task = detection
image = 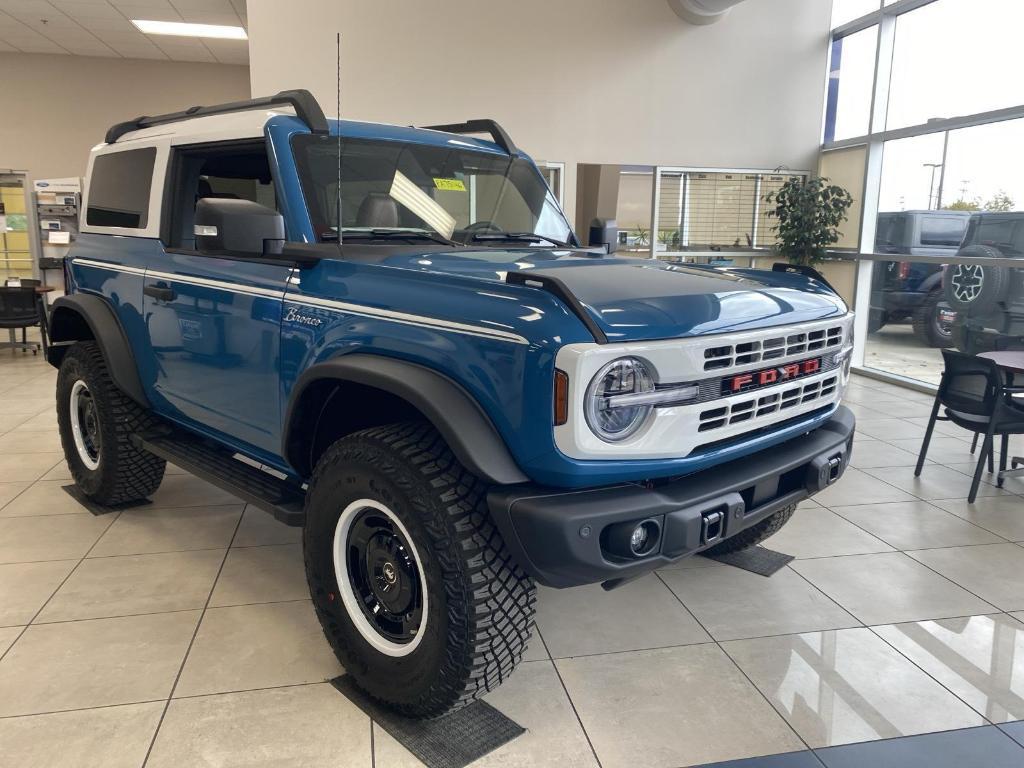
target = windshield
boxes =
[292,134,575,247]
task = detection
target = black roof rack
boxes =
[421,119,518,155]
[104,88,329,144]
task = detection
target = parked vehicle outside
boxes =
[941,212,1024,353]
[869,210,970,347]
[47,90,856,719]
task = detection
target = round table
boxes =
[978,350,1024,482]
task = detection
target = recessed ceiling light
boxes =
[131,20,248,40]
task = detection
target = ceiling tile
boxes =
[176,11,240,25]
[13,39,67,52]
[154,44,213,61]
[74,16,137,31]
[8,13,82,29]
[60,42,116,54]
[50,1,118,16]
[0,38,18,49]
[89,28,148,42]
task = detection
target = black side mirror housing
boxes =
[588,217,619,254]
[194,198,285,256]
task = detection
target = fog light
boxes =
[603,518,662,559]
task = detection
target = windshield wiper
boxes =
[322,229,460,246]
[470,232,570,248]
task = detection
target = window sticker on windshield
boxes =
[433,178,466,192]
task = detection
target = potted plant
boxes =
[764,176,854,267]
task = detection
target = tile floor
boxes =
[1,350,1024,767]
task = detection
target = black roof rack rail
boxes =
[104,88,329,144]
[421,119,518,155]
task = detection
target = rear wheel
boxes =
[912,290,954,348]
[703,504,796,556]
[303,422,536,718]
[56,341,165,505]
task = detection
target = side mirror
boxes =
[194,198,285,256]
[588,217,618,254]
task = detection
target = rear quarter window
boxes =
[918,216,967,247]
[86,147,157,229]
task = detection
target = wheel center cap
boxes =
[382,561,398,586]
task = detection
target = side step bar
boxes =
[133,429,306,526]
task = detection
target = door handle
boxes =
[144,284,177,302]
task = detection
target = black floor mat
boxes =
[701,545,794,576]
[331,675,524,768]
[61,484,152,516]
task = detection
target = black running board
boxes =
[133,429,306,526]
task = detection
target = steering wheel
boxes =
[463,220,504,233]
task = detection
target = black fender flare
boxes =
[47,294,149,407]
[283,354,529,486]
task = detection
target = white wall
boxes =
[0,53,250,182]
[248,0,832,219]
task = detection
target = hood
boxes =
[378,249,849,343]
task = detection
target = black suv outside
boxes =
[943,212,1024,353]
[869,210,970,347]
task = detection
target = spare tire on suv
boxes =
[943,245,1012,313]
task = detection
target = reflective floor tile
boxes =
[0,559,76,626]
[36,549,225,623]
[556,644,805,768]
[0,429,62,454]
[791,552,995,625]
[174,600,342,698]
[148,473,243,509]
[148,684,371,768]
[0,482,30,512]
[862,466,1006,501]
[535,575,709,658]
[0,412,33,433]
[723,627,984,748]
[0,610,200,716]
[930,496,1024,542]
[0,701,164,768]
[849,441,926,469]
[12,411,58,432]
[815,725,1024,768]
[860,400,937,419]
[904,416,973,439]
[889,437,977,465]
[0,453,63,483]
[829,501,1004,550]
[0,479,91,518]
[811,468,917,508]
[874,614,1024,723]
[761,507,893,559]
[0,626,21,656]
[209,543,307,607]
[0,397,55,416]
[660,566,859,641]
[1000,720,1024,748]
[373,661,599,768]
[521,629,550,661]
[88,504,243,557]
[231,506,303,547]
[0,513,112,563]
[856,419,929,441]
[907,543,1024,612]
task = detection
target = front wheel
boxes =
[703,504,796,556]
[303,422,536,718]
[56,341,166,505]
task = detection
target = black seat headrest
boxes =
[355,193,399,228]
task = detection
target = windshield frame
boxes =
[290,133,578,248]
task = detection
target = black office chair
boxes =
[0,285,42,355]
[916,349,1024,502]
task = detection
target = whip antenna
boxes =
[336,31,343,248]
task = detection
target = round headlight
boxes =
[584,357,655,442]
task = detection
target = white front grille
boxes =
[703,325,843,372]
[698,374,839,432]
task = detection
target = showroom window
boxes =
[824,0,1024,387]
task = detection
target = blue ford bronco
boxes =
[48,90,855,718]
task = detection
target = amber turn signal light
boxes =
[554,369,569,426]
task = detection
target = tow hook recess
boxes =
[701,509,724,544]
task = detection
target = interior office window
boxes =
[888,0,1024,130]
[831,0,880,28]
[86,147,156,228]
[823,26,877,142]
[615,169,653,254]
[687,173,757,249]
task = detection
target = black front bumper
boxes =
[488,406,855,588]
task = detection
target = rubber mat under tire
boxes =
[303,422,537,719]
[56,341,166,505]
[703,503,796,556]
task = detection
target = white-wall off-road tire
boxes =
[56,341,166,505]
[303,422,536,718]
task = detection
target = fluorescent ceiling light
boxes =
[131,20,248,40]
